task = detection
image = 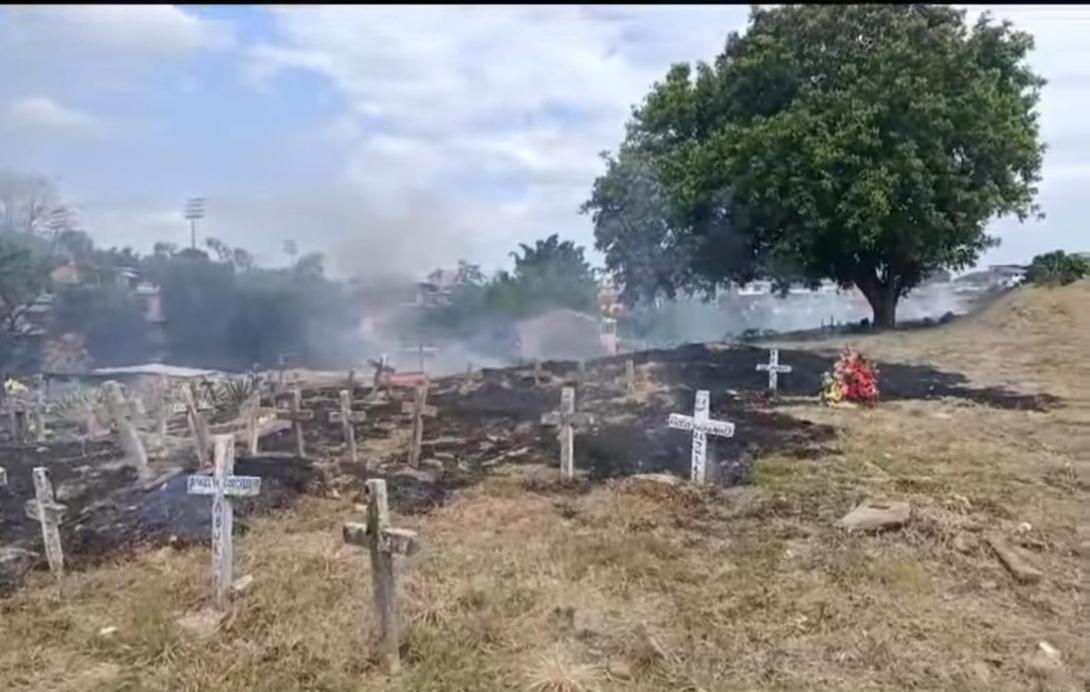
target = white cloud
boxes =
[7,96,106,138]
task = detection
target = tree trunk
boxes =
[856,277,899,329]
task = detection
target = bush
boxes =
[1026,251,1088,286]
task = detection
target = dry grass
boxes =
[2,282,1088,691]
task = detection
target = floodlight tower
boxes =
[184,197,206,250]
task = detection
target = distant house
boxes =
[513,309,605,362]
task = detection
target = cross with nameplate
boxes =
[329,389,367,466]
[25,466,66,575]
[541,386,594,478]
[667,390,735,484]
[342,478,419,674]
[756,348,793,394]
[401,383,436,468]
[277,387,313,457]
[187,434,262,611]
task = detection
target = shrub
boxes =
[1026,251,1088,286]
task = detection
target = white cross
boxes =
[667,390,735,484]
[187,434,262,611]
[103,381,150,481]
[401,383,437,468]
[756,348,793,393]
[343,478,419,674]
[329,389,367,466]
[25,466,66,575]
[541,387,594,478]
[276,387,314,458]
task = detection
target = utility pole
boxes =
[184,197,206,251]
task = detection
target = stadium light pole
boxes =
[184,197,206,250]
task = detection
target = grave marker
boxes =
[756,348,793,394]
[187,434,262,611]
[329,389,366,466]
[242,393,261,456]
[401,383,436,468]
[25,466,66,574]
[540,387,594,478]
[342,479,419,674]
[183,385,212,469]
[370,354,392,397]
[103,381,151,481]
[154,375,169,449]
[32,386,46,442]
[667,390,735,484]
[533,359,543,387]
[276,387,313,457]
[625,359,636,394]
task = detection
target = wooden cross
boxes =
[624,359,636,394]
[187,434,262,611]
[242,393,261,456]
[401,383,436,468]
[370,354,393,397]
[329,389,367,466]
[342,479,419,674]
[25,466,66,575]
[182,385,212,469]
[540,386,594,478]
[756,348,793,394]
[103,381,151,481]
[276,387,313,458]
[404,342,438,373]
[667,390,735,484]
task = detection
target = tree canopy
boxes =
[583,5,1045,326]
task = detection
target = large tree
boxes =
[583,5,1045,326]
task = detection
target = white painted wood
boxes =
[667,390,735,484]
[187,434,262,611]
[400,383,436,468]
[328,389,365,466]
[342,478,418,674]
[103,381,151,481]
[276,388,313,458]
[26,466,66,574]
[756,348,793,393]
[541,387,594,478]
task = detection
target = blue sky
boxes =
[1,5,1087,279]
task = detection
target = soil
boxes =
[0,341,1058,594]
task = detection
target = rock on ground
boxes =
[838,499,911,532]
[987,535,1043,584]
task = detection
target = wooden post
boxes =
[187,434,262,611]
[533,359,542,387]
[540,387,594,478]
[25,466,66,575]
[243,394,260,456]
[155,375,169,450]
[276,387,314,458]
[103,381,151,481]
[32,386,46,442]
[0,466,6,486]
[667,390,735,484]
[329,389,366,466]
[400,383,437,468]
[342,479,419,674]
[183,385,212,469]
[625,359,635,394]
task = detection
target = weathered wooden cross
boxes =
[667,390,735,484]
[401,383,436,468]
[756,348,793,394]
[370,354,393,397]
[103,381,151,481]
[187,434,262,611]
[25,466,66,575]
[329,389,367,466]
[541,386,594,478]
[342,479,419,674]
[277,387,313,458]
[181,385,213,468]
[404,342,438,374]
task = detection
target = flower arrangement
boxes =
[821,348,880,405]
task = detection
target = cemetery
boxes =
[0,283,1086,689]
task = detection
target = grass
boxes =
[1,281,1088,690]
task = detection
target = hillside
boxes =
[1,283,1087,691]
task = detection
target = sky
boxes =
[1,5,1087,280]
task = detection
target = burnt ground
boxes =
[0,342,1059,594]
